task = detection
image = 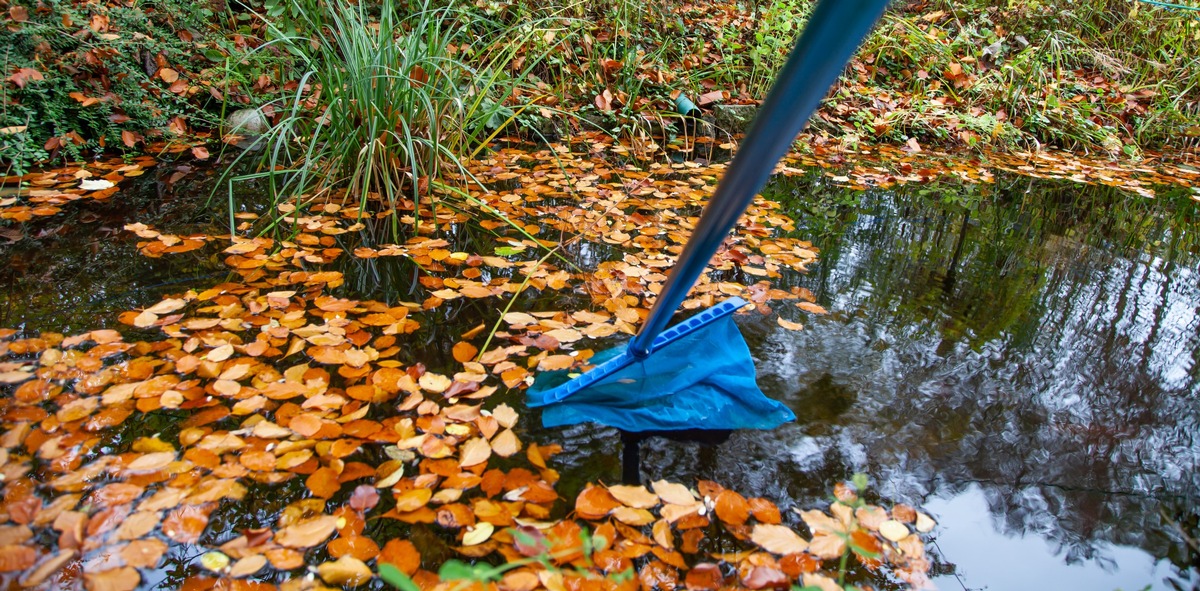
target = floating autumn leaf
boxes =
[796,302,828,315]
[318,556,373,586]
[459,437,491,467]
[652,480,695,505]
[915,512,936,533]
[576,485,621,520]
[751,524,808,555]
[379,539,421,575]
[879,520,910,542]
[452,341,478,363]
[0,545,36,572]
[607,485,659,509]
[462,522,495,546]
[741,566,789,590]
[80,179,115,191]
[125,451,176,473]
[18,549,76,587]
[199,551,231,572]
[776,317,804,331]
[490,429,521,457]
[229,555,268,578]
[275,515,339,548]
[714,489,750,525]
[84,567,140,591]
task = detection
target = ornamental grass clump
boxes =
[234,0,550,236]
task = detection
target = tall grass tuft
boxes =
[230,0,553,237]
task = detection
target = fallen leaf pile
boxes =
[0,157,154,224]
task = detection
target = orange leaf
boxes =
[684,563,723,591]
[0,545,36,572]
[84,567,140,591]
[714,490,750,526]
[575,484,620,520]
[452,341,478,363]
[393,488,433,513]
[306,467,341,498]
[159,68,180,84]
[748,498,782,524]
[289,413,324,437]
[379,539,421,575]
[327,535,381,561]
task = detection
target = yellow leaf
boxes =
[317,556,373,586]
[462,522,494,546]
[879,520,910,542]
[651,481,694,505]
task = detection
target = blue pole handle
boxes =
[628,0,891,358]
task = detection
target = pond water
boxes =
[2,156,1198,590]
[547,173,1200,591]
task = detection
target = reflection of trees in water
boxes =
[772,172,1200,573]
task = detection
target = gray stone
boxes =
[225,108,269,136]
[712,104,759,134]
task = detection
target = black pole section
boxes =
[621,431,641,485]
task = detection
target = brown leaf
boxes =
[18,549,75,587]
[684,563,723,591]
[158,68,180,84]
[741,566,789,590]
[162,504,211,544]
[121,539,167,568]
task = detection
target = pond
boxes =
[1,150,1198,591]
[560,172,1200,591]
